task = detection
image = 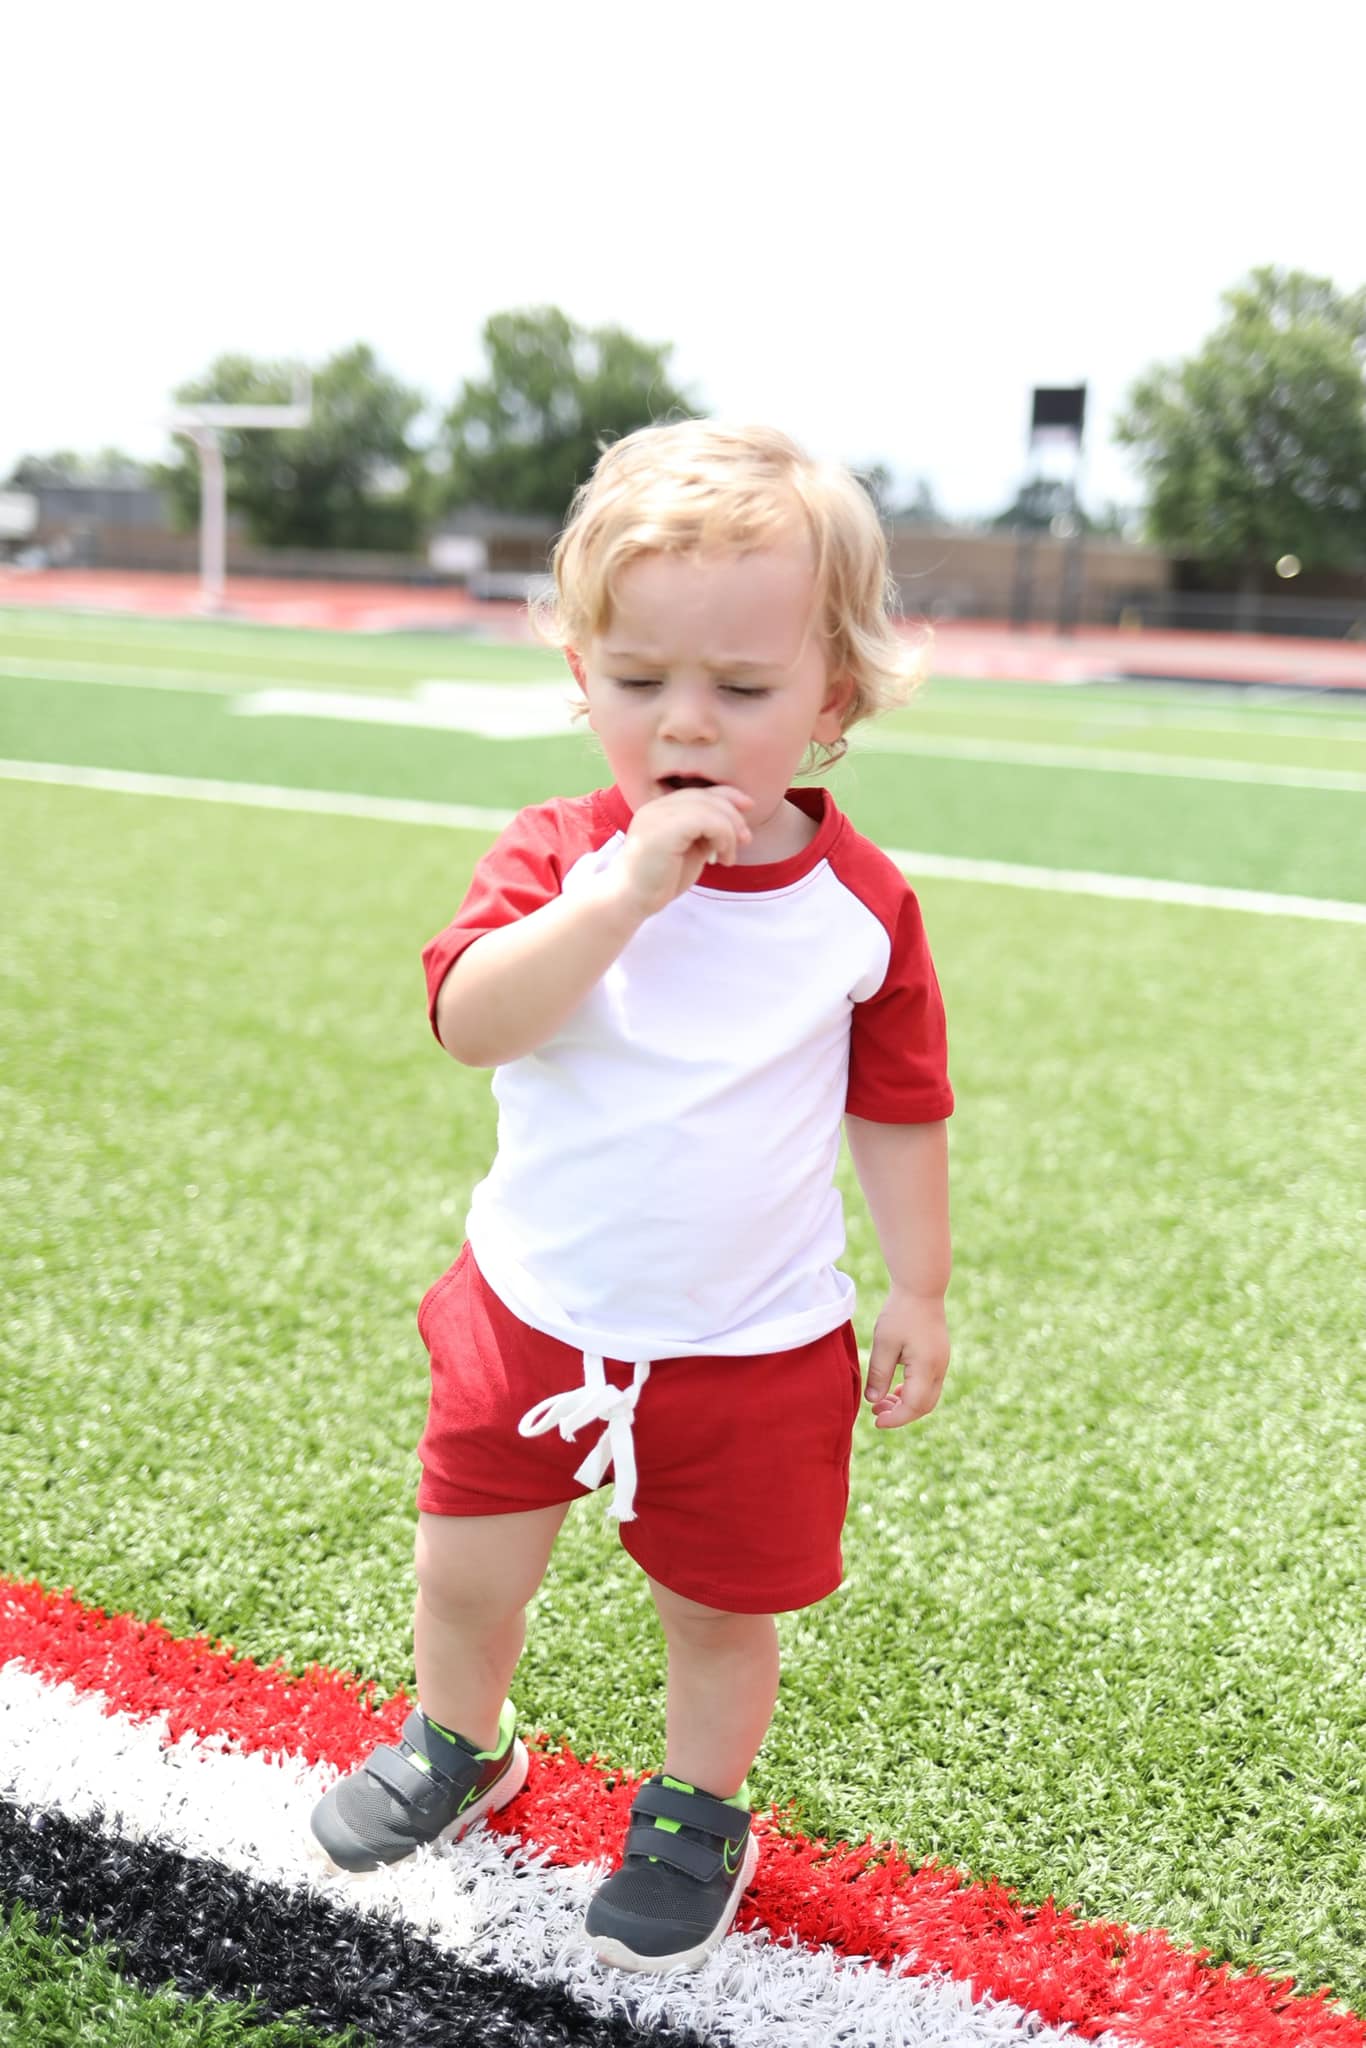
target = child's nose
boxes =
[658,683,718,742]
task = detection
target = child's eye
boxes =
[613,677,661,690]
[722,684,770,698]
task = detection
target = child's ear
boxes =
[565,648,588,693]
[813,671,856,744]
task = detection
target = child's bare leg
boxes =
[649,1579,779,1797]
[415,1504,568,1749]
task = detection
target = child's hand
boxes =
[863,1288,951,1428]
[617,786,754,915]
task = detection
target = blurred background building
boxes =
[9,465,1364,639]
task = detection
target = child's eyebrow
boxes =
[601,650,780,673]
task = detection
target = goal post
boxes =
[166,370,312,610]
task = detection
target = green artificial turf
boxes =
[0,1903,357,2048]
[0,605,559,687]
[2,668,1363,903]
[4,773,1365,2009]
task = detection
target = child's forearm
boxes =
[436,873,648,1066]
[844,1116,951,1296]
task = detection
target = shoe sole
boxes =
[587,1831,760,1974]
[311,1736,530,1873]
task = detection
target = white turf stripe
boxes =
[5,757,1365,927]
[874,845,1366,925]
[0,1662,1098,2048]
[0,759,517,836]
[6,625,1366,740]
[853,729,1366,792]
[7,649,1359,786]
[0,655,259,694]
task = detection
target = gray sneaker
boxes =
[310,1702,527,1872]
[585,1774,759,1972]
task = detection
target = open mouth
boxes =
[658,774,717,791]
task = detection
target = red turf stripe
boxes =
[3,1577,1360,2047]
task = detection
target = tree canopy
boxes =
[156,345,429,550]
[438,307,697,521]
[6,449,144,487]
[856,464,942,525]
[990,477,1090,534]
[1115,266,1366,574]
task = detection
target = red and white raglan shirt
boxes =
[421,784,952,1514]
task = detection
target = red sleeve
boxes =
[845,888,954,1123]
[421,800,576,1040]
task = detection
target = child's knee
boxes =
[414,1505,559,1617]
[652,1581,775,1646]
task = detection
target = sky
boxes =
[8,0,1365,523]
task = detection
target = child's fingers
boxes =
[681,796,750,865]
[874,1358,947,1427]
[863,1329,900,1405]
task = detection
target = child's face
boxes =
[567,542,852,838]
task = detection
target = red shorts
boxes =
[415,1243,863,1613]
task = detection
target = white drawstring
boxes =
[517,1353,652,1521]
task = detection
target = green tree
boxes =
[1115,266,1366,607]
[856,462,897,522]
[440,307,698,521]
[897,475,942,525]
[989,477,1094,534]
[855,465,941,525]
[156,345,430,550]
[6,448,144,486]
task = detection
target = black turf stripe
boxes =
[0,1800,709,2048]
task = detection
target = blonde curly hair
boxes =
[531,419,928,767]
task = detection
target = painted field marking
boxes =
[7,1579,1362,2048]
[0,655,543,700]
[911,691,1366,740]
[0,760,517,835]
[852,728,1366,792]
[7,650,1366,750]
[6,758,1365,925]
[1,654,280,695]
[7,618,1366,737]
[234,680,577,736]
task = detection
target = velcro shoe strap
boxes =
[398,1708,470,1780]
[364,1745,455,1810]
[625,1819,723,1883]
[631,1778,750,1842]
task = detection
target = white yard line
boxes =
[0,654,490,696]
[0,759,518,835]
[6,758,1365,925]
[852,730,1366,791]
[5,658,1361,784]
[5,659,1359,778]
[913,689,1366,741]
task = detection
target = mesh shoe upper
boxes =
[313,1704,517,1870]
[585,1774,754,1961]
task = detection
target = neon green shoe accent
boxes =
[415,1699,516,1768]
[648,1774,750,1864]
[474,1699,518,1762]
[652,1774,692,1838]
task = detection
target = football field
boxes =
[2,602,1365,2043]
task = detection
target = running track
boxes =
[4,566,1366,690]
